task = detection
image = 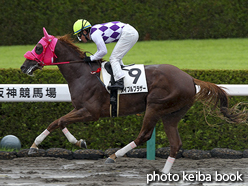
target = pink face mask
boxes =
[24,27,58,66]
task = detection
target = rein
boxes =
[36,48,102,75]
[44,54,105,87]
[57,51,102,75]
[52,57,105,87]
[55,51,105,87]
[53,59,102,75]
[49,60,84,65]
[83,51,105,87]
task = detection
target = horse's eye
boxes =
[35,43,43,54]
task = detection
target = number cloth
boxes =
[101,62,148,94]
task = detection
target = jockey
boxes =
[73,19,139,90]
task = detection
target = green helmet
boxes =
[73,19,92,35]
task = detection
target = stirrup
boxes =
[107,78,124,91]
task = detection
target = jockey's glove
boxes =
[84,57,91,62]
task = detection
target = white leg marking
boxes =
[115,141,137,157]
[62,127,77,144]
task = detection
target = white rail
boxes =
[218,84,248,96]
[0,84,71,102]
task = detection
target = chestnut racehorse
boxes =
[20,28,246,173]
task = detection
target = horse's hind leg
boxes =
[29,108,95,154]
[160,106,191,173]
[105,106,159,163]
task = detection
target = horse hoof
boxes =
[28,148,38,155]
[105,157,115,164]
[79,139,87,149]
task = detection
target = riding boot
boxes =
[108,78,124,91]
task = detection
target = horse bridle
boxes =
[24,35,104,86]
[25,36,94,66]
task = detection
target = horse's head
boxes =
[21,27,58,76]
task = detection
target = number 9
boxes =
[128,68,141,84]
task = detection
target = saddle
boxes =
[102,62,147,117]
[104,62,134,85]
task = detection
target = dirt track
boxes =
[0,156,247,186]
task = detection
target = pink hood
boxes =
[24,27,58,66]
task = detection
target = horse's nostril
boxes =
[20,65,25,72]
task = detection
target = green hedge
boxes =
[0,69,248,151]
[1,0,248,45]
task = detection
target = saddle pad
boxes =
[101,62,148,94]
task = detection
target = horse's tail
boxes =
[193,78,246,124]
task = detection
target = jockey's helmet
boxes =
[73,19,92,35]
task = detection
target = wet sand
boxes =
[0,157,247,186]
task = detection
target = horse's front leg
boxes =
[29,108,98,155]
[29,118,60,154]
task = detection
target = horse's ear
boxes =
[43,27,50,41]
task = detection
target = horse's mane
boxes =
[57,34,85,59]
[56,34,105,62]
